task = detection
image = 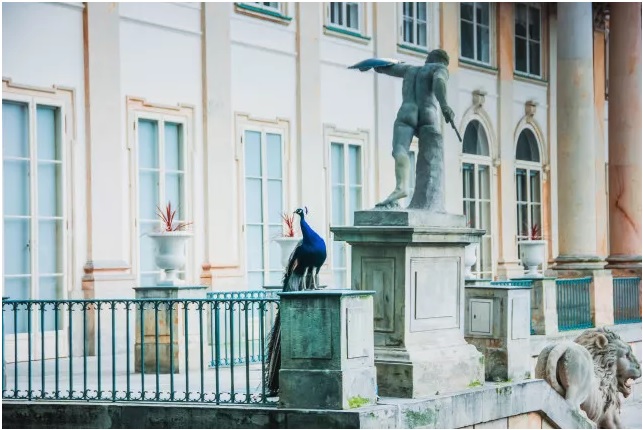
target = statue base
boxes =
[354,209,465,227]
[331,222,485,398]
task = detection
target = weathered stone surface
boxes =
[354,209,465,227]
[464,284,532,382]
[474,418,508,429]
[278,290,377,410]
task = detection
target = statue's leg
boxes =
[376,121,415,208]
[409,125,445,212]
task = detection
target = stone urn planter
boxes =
[273,236,300,268]
[147,231,192,283]
[464,243,478,279]
[519,240,546,277]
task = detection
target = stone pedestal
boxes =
[133,285,181,374]
[527,278,558,336]
[332,210,485,398]
[464,283,532,382]
[278,290,377,410]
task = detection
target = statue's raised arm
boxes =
[348,58,410,78]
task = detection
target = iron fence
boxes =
[556,277,593,331]
[2,296,279,404]
[613,277,642,324]
[207,290,278,367]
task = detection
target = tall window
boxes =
[461,120,493,278]
[3,99,66,333]
[330,141,362,289]
[329,2,361,32]
[460,2,491,64]
[137,118,187,286]
[515,129,542,243]
[515,3,541,77]
[401,2,428,48]
[244,129,284,290]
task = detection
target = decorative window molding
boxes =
[235,2,292,25]
[323,124,369,289]
[126,97,195,286]
[2,79,76,339]
[459,2,496,67]
[514,3,542,78]
[235,113,291,289]
[324,2,371,43]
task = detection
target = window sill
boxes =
[513,71,548,86]
[459,58,498,75]
[397,43,429,58]
[234,3,292,25]
[323,25,371,44]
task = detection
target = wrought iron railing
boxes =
[556,277,593,331]
[2,296,278,404]
[207,290,278,367]
[613,277,642,324]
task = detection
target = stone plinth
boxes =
[527,278,558,336]
[464,283,532,382]
[332,212,485,398]
[278,290,377,410]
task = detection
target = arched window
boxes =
[461,120,493,278]
[515,128,542,244]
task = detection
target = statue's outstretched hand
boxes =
[442,106,455,123]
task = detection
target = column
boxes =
[202,4,237,287]
[83,3,132,297]
[606,3,642,276]
[554,3,603,270]
[496,3,524,278]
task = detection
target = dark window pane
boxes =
[476,3,489,26]
[403,2,412,18]
[461,21,474,59]
[515,4,526,37]
[529,6,541,41]
[463,121,489,156]
[515,37,527,72]
[516,129,540,162]
[462,163,474,199]
[461,2,473,22]
[477,25,490,63]
[516,168,527,202]
[529,41,541,76]
[404,18,413,43]
[417,2,426,21]
[417,21,427,46]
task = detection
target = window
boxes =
[136,117,187,286]
[330,141,362,289]
[249,2,279,12]
[244,129,284,290]
[329,2,361,32]
[515,129,542,243]
[460,2,491,64]
[3,99,66,334]
[515,3,541,77]
[461,120,493,278]
[401,2,428,48]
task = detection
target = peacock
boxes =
[265,207,327,395]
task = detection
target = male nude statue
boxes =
[353,49,454,211]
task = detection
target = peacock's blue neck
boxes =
[299,217,323,243]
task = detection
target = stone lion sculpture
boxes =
[535,327,641,428]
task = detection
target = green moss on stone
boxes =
[348,396,370,409]
[468,380,483,388]
[495,385,513,396]
[404,408,437,428]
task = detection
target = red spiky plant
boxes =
[529,223,542,240]
[281,212,296,237]
[156,201,192,232]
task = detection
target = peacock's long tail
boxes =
[264,270,303,395]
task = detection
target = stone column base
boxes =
[374,343,484,398]
[280,366,377,410]
[606,255,642,278]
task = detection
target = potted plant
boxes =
[147,201,192,285]
[518,224,546,277]
[273,212,301,268]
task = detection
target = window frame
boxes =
[398,2,429,50]
[514,128,543,245]
[325,2,370,42]
[2,84,74,359]
[459,2,496,66]
[235,2,292,24]
[513,2,542,78]
[127,98,195,287]
[324,126,369,290]
[460,121,494,279]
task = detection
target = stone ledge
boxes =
[2,380,595,429]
